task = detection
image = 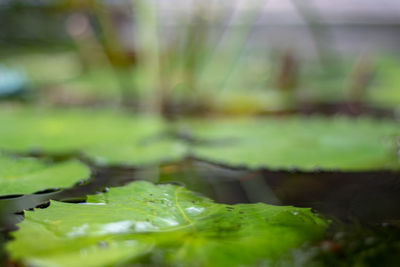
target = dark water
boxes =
[3,156,399,221]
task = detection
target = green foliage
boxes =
[8,181,328,267]
[300,61,351,103]
[1,107,399,171]
[2,52,81,86]
[187,116,400,171]
[84,139,186,166]
[0,154,89,195]
[62,68,126,103]
[0,108,186,166]
[367,57,400,108]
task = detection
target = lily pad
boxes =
[84,139,187,166]
[0,154,89,195]
[186,116,400,171]
[0,108,186,166]
[8,181,328,267]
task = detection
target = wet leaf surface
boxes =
[8,181,328,267]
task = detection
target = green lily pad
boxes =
[8,181,328,267]
[0,154,89,195]
[84,139,187,166]
[0,108,186,166]
[186,116,400,171]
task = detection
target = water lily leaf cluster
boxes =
[0,154,89,195]
[0,108,398,171]
[8,181,328,267]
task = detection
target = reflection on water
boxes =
[1,157,399,226]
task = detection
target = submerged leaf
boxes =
[186,116,400,171]
[0,154,89,195]
[8,181,328,267]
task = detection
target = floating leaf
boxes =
[84,139,187,166]
[0,154,89,195]
[8,181,328,267]
[187,116,400,171]
[0,108,186,166]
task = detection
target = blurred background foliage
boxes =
[0,0,399,116]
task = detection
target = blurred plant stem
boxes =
[60,0,370,115]
[132,0,161,115]
[289,0,335,67]
[204,1,266,93]
[347,54,375,103]
[91,1,137,106]
[66,7,133,107]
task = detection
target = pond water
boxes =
[1,155,399,265]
